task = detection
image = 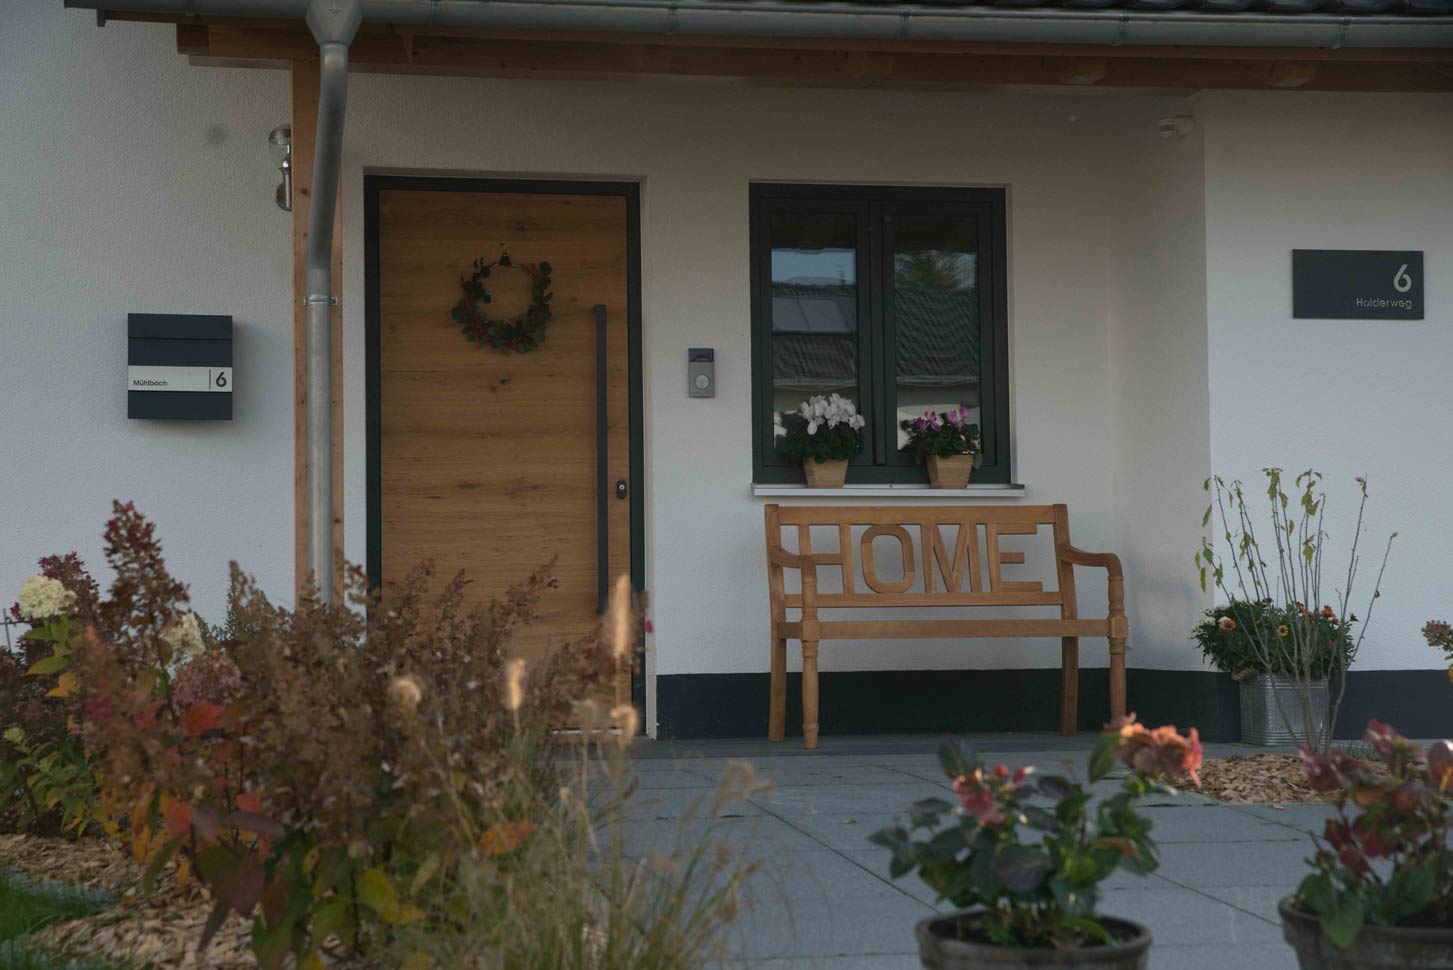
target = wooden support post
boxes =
[290,59,345,602]
[1108,574,1128,722]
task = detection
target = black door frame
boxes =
[364,173,647,717]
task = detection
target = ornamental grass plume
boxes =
[503,657,525,712]
[608,574,634,665]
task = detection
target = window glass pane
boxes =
[892,214,980,453]
[768,212,859,440]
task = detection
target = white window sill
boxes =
[752,483,1028,499]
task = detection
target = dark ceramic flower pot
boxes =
[915,912,1151,970]
[1280,898,1453,969]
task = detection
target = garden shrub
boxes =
[1,556,102,837]
[15,502,756,970]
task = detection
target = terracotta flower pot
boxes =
[926,454,975,489]
[916,912,1151,970]
[1280,898,1453,969]
[802,458,848,488]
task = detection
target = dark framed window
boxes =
[750,183,1010,485]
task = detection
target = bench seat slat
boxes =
[778,618,1113,639]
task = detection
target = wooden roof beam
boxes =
[173,24,1453,92]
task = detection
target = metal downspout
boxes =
[303,0,360,604]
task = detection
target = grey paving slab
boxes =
[730,891,933,960]
[1201,884,1303,925]
[837,850,940,907]
[780,811,911,853]
[752,782,954,817]
[1150,943,1297,970]
[1098,887,1283,945]
[634,764,719,789]
[1153,839,1314,888]
[746,847,913,904]
[729,956,923,970]
[1138,804,1305,844]
[630,786,767,819]
[1233,802,1338,836]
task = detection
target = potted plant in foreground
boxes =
[902,407,980,488]
[776,393,865,488]
[871,717,1202,969]
[1192,600,1356,746]
[1282,720,1453,969]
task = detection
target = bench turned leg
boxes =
[1059,636,1078,736]
[769,634,787,742]
[801,639,820,750]
[1109,637,1127,724]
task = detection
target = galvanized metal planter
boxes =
[1240,674,1328,747]
[1280,898,1453,969]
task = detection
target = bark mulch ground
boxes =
[0,834,254,970]
[1169,753,1384,806]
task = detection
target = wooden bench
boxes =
[763,504,1128,748]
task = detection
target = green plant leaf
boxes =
[1320,891,1365,949]
[26,654,69,677]
[1381,864,1436,923]
[356,867,401,923]
[990,844,1051,893]
[310,899,352,951]
[143,836,181,894]
[1088,730,1120,783]
[909,797,954,825]
[938,738,979,780]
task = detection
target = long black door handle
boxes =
[596,304,608,615]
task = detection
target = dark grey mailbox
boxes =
[127,314,233,420]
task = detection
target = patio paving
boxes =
[631,735,1326,970]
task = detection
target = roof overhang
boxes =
[65,0,1453,91]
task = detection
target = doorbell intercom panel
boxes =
[688,348,715,398]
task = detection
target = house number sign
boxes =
[127,366,232,392]
[1292,250,1424,320]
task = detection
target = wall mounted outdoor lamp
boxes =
[268,125,293,211]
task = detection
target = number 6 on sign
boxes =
[1394,264,1413,294]
[214,370,228,388]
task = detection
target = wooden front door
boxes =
[368,179,637,667]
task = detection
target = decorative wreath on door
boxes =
[450,252,554,353]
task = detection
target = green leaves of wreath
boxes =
[450,252,554,353]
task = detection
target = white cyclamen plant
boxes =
[777,394,866,464]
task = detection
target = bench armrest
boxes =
[767,545,807,569]
[1058,545,1124,579]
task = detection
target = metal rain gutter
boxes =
[302,0,360,605]
[63,0,1453,48]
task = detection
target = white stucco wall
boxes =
[0,5,293,621]
[5,5,1449,735]
[1107,107,1213,674]
[1201,91,1453,672]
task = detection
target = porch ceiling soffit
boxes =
[67,2,1453,91]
